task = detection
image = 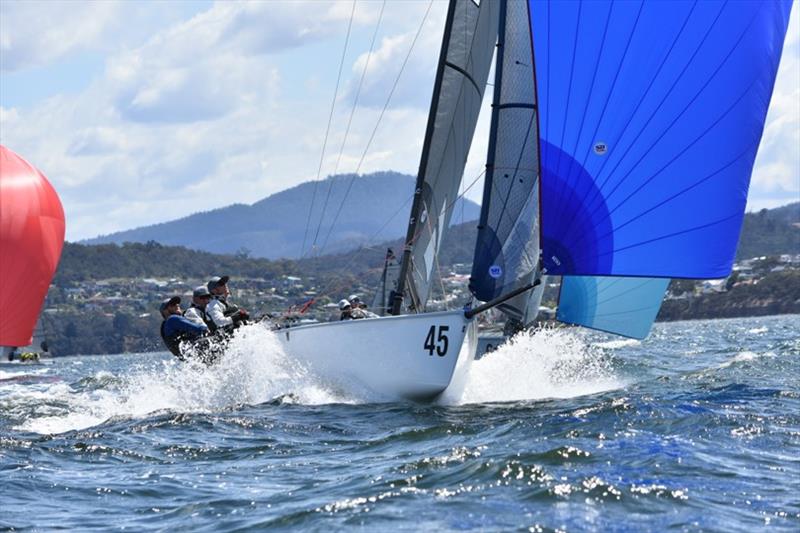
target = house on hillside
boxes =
[700,279,727,294]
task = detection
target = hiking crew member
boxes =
[206,275,249,331]
[159,296,209,359]
[339,299,353,320]
[184,285,214,330]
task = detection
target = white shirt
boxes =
[351,307,379,319]
[184,306,207,327]
[206,298,234,328]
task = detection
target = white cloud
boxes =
[1,0,796,243]
[343,5,445,110]
[749,3,800,211]
[0,0,205,72]
[0,0,119,71]
[0,1,384,239]
[218,1,369,56]
[67,127,128,156]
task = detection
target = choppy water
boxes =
[1,315,798,531]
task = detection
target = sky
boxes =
[1,0,798,242]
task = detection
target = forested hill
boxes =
[40,202,800,357]
[55,222,476,286]
[736,202,799,259]
[82,171,480,260]
[55,241,296,285]
[61,202,798,283]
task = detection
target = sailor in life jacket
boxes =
[206,275,249,331]
[159,296,209,358]
[338,299,353,320]
[348,294,378,319]
[184,285,214,330]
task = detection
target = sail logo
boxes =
[488,265,503,278]
[593,142,607,155]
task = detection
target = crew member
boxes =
[348,294,378,319]
[206,275,249,331]
[338,299,353,320]
[184,285,214,329]
[159,296,209,359]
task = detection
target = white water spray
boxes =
[441,326,625,405]
[9,324,630,433]
[15,325,350,435]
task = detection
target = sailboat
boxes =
[0,146,66,363]
[2,318,51,364]
[277,0,793,401]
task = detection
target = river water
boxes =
[1,315,798,531]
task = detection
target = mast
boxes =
[391,0,499,315]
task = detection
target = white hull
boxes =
[277,310,477,401]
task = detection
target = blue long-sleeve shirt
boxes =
[163,315,208,339]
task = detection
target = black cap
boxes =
[207,275,230,291]
[159,296,181,312]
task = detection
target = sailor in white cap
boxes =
[348,294,378,319]
[338,299,353,321]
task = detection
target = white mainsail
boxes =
[391,0,499,315]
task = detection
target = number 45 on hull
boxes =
[277,310,477,401]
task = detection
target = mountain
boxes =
[84,171,481,260]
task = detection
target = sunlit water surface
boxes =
[1,315,798,531]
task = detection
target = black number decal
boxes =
[424,325,449,357]
[424,326,436,355]
[437,326,449,356]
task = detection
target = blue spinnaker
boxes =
[531,0,793,278]
[558,276,670,339]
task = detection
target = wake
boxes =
[15,325,348,435]
[442,326,625,405]
[13,324,626,434]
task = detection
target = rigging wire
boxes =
[299,0,358,259]
[304,167,485,312]
[316,0,436,257]
[309,0,388,256]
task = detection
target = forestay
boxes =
[393,0,499,314]
[532,0,793,279]
[469,0,541,322]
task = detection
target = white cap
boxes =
[338,299,351,310]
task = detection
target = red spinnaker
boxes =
[0,146,65,347]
